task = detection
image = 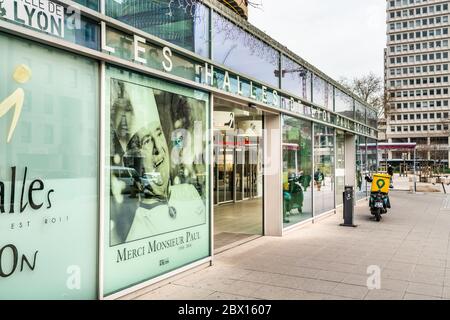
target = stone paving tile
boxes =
[416,258,447,268]
[315,270,348,283]
[384,261,416,273]
[383,266,416,280]
[364,289,404,300]
[391,254,420,264]
[252,285,322,300]
[207,292,257,300]
[406,282,443,298]
[403,293,441,300]
[323,262,357,274]
[321,295,356,300]
[331,283,369,299]
[296,278,339,295]
[192,277,238,292]
[409,273,444,286]
[281,265,322,278]
[380,278,409,293]
[219,280,265,298]
[341,274,368,287]
[128,192,450,300]
[413,265,446,276]
[135,284,214,300]
[443,287,450,300]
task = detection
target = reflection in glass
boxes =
[213,12,280,87]
[313,124,335,215]
[281,55,312,101]
[367,138,378,194]
[355,101,366,124]
[335,89,354,119]
[0,34,98,299]
[313,74,333,110]
[367,109,378,128]
[64,14,99,50]
[356,135,367,200]
[282,116,313,227]
[106,0,210,57]
[105,27,198,81]
[73,0,99,10]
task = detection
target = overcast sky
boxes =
[248,0,386,81]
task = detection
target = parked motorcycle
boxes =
[365,174,391,222]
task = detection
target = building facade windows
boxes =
[282,116,313,227]
[0,33,99,299]
[0,0,378,300]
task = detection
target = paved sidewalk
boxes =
[124,192,450,300]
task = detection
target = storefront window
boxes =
[355,101,366,124]
[0,33,99,299]
[105,0,210,58]
[104,27,198,81]
[367,109,378,129]
[356,135,367,200]
[282,116,313,227]
[64,14,99,50]
[281,55,312,101]
[335,89,354,119]
[313,124,335,215]
[73,0,99,11]
[104,65,210,296]
[335,131,345,206]
[213,12,280,88]
[0,5,99,50]
[312,74,333,110]
[367,138,378,194]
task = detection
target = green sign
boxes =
[0,34,98,299]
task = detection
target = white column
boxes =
[345,134,356,187]
[263,113,283,236]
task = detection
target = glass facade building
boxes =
[0,0,377,299]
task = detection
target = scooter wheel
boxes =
[375,209,381,222]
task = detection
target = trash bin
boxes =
[340,185,357,227]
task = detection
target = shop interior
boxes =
[213,97,264,251]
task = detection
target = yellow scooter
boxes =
[365,173,392,222]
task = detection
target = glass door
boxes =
[223,147,235,202]
[235,136,245,201]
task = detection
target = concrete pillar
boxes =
[263,113,282,237]
[427,137,431,161]
[345,134,356,186]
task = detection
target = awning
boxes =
[367,142,417,151]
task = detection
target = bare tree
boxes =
[247,0,263,8]
[339,73,388,118]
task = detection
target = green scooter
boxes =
[283,173,311,223]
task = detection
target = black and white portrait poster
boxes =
[104,66,210,296]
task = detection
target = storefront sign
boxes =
[102,27,376,139]
[213,111,235,130]
[0,0,64,37]
[0,35,98,299]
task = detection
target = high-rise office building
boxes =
[385,0,450,167]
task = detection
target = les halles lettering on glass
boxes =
[101,33,373,138]
[0,166,54,214]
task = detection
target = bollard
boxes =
[340,186,357,227]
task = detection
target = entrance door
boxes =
[214,132,235,204]
[213,97,264,251]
